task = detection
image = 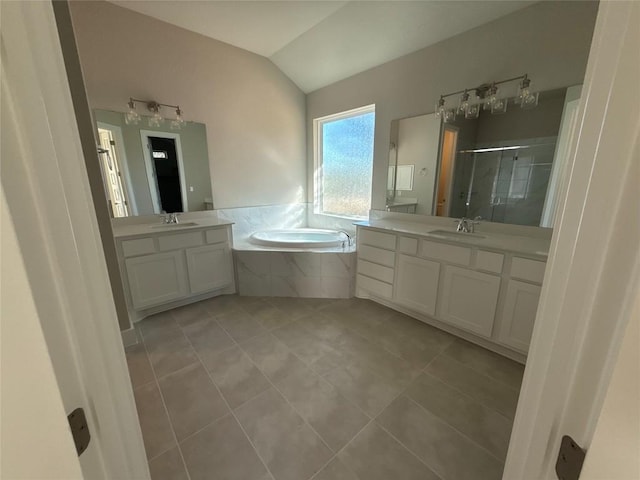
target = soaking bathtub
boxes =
[249,228,350,249]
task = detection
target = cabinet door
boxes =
[439,266,500,337]
[125,251,188,309]
[394,254,440,316]
[186,244,233,294]
[499,280,541,353]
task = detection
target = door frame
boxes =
[140,129,189,213]
[97,121,139,215]
[1,1,149,478]
[503,1,640,477]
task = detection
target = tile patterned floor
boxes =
[126,295,525,480]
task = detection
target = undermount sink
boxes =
[150,222,199,229]
[429,229,486,239]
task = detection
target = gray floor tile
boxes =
[240,333,308,383]
[338,423,439,480]
[235,388,332,480]
[377,396,503,480]
[311,458,359,480]
[217,310,268,343]
[182,317,235,359]
[246,302,292,330]
[267,297,314,321]
[405,373,513,459]
[158,362,229,440]
[148,447,188,480]
[171,302,211,326]
[201,294,244,317]
[139,312,183,348]
[425,356,521,419]
[276,368,370,451]
[125,343,155,388]
[442,339,525,389]
[133,382,175,460]
[146,334,199,379]
[323,364,400,417]
[180,414,268,480]
[204,345,271,409]
[273,321,347,366]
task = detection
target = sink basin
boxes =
[429,229,486,240]
[151,222,199,229]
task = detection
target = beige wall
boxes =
[306,1,598,211]
[70,0,306,210]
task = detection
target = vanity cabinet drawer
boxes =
[358,260,394,284]
[158,231,204,251]
[420,239,471,266]
[359,245,396,268]
[476,251,504,274]
[121,237,156,257]
[359,229,396,250]
[511,257,546,284]
[398,236,418,256]
[206,228,228,245]
[357,274,393,299]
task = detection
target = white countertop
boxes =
[355,219,551,258]
[112,217,234,239]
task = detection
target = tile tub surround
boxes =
[234,250,356,298]
[216,203,307,240]
[126,294,524,480]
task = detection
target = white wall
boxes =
[306,1,598,212]
[69,0,307,210]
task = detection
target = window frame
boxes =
[313,104,376,219]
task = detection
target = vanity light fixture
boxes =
[124,97,186,129]
[435,74,537,123]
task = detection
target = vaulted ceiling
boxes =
[109,1,536,93]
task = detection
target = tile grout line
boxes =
[438,349,525,392]
[138,319,193,480]
[177,310,277,480]
[422,352,518,421]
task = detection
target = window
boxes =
[314,105,375,218]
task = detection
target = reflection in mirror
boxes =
[94,109,213,217]
[387,87,579,227]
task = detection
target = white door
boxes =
[504,2,640,477]
[439,266,501,337]
[498,280,541,353]
[98,128,129,217]
[1,2,149,478]
[126,251,189,309]
[394,254,440,316]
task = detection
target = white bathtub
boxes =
[249,228,349,248]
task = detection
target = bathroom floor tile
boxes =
[126,296,517,479]
[204,346,271,409]
[377,396,504,480]
[125,343,155,388]
[148,447,188,480]
[133,382,175,460]
[158,362,229,440]
[425,355,521,419]
[180,414,268,480]
[338,423,439,480]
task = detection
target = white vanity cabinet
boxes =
[117,224,235,314]
[355,225,548,360]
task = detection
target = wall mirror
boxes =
[94,109,213,217]
[387,86,581,227]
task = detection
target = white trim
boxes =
[1,2,149,478]
[313,104,375,219]
[504,1,640,477]
[97,121,139,215]
[139,130,189,214]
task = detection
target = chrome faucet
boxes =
[454,216,481,233]
[161,212,180,224]
[339,230,354,247]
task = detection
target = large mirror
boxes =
[94,109,213,217]
[387,86,581,227]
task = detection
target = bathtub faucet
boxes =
[339,231,354,247]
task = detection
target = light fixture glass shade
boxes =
[520,91,539,109]
[170,107,185,130]
[148,109,164,128]
[125,109,141,125]
[458,91,470,115]
[491,97,508,114]
[443,109,456,123]
[465,103,480,119]
[435,97,446,118]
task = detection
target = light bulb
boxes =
[435,97,446,118]
[458,91,470,115]
[170,107,185,130]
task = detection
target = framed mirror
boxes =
[387,86,581,227]
[93,109,213,217]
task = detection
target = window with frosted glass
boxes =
[315,106,375,218]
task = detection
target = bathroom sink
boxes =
[428,229,486,240]
[151,222,199,229]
